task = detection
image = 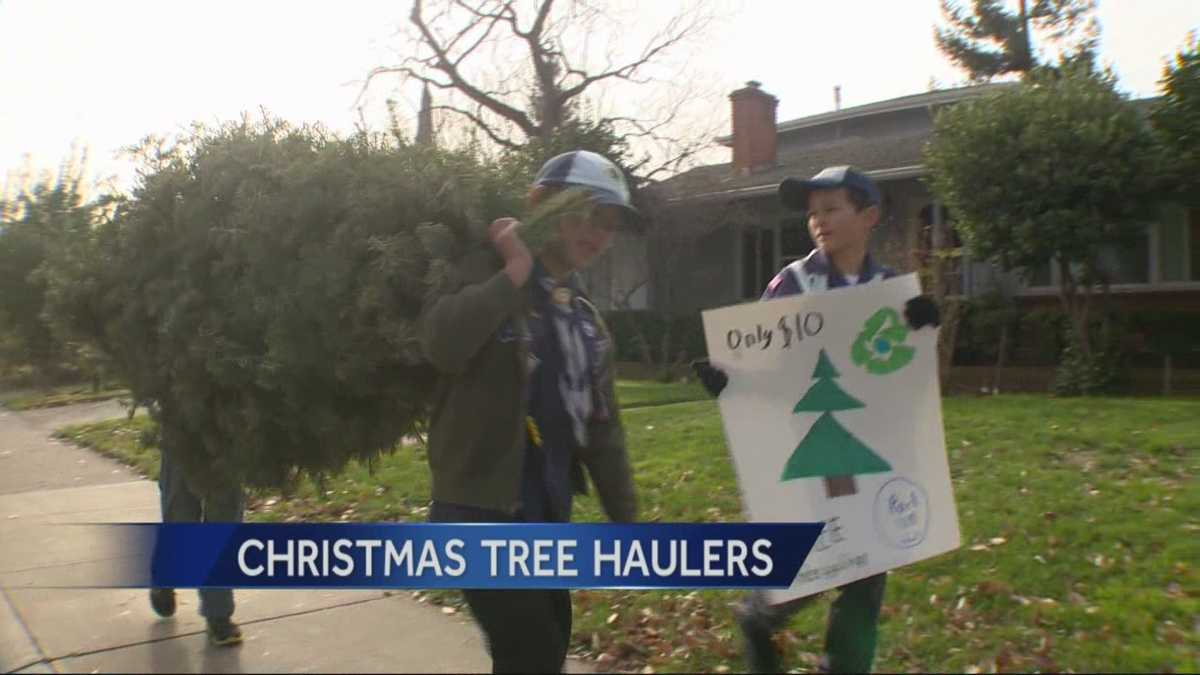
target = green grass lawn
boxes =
[55,387,1198,673]
[615,379,708,409]
[2,384,130,411]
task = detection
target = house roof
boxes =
[661,83,1018,205]
[657,131,931,203]
[713,82,1018,146]
[660,82,1160,206]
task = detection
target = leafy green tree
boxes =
[1151,33,1200,204]
[935,0,1098,81]
[924,68,1162,393]
[0,160,110,382]
[46,117,581,490]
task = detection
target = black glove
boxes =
[904,295,941,330]
[691,358,728,397]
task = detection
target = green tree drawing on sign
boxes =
[781,349,893,498]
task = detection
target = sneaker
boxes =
[206,618,243,646]
[149,588,176,618]
[734,605,782,673]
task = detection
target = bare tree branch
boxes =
[431,104,523,150]
[408,0,538,137]
[360,0,720,181]
[559,12,706,101]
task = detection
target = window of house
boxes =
[741,226,777,299]
[1157,205,1189,282]
[1192,209,1200,281]
[918,203,964,294]
[779,216,812,264]
[1027,261,1053,287]
[1095,227,1151,284]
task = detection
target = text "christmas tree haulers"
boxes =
[236,537,775,579]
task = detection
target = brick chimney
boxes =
[730,80,778,174]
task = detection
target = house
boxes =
[583,81,1200,320]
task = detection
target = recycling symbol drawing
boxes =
[851,307,915,375]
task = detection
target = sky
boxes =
[1,0,1197,194]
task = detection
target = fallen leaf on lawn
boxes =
[976,580,1012,596]
[1034,554,1047,564]
[956,596,969,611]
[970,544,989,551]
[640,666,655,674]
[990,537,1007,546]
[1043,511,1057,521]
[1165,583,1184,599]
[929,594,939,605]
[441,606,457,615]
[797,652,821,667]
[714,666,731,674]
[606,612,620,625]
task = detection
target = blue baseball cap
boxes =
[532,150,644,231]
[779,165,881,211]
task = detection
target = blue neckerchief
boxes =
[520,260,599,522]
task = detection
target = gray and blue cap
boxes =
[779,165,881,211]
[533,150,643,231]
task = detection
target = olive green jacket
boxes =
[418,249,637,522]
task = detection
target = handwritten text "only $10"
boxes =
[726,312,825,352]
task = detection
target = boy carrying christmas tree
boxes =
[420,150,641,673]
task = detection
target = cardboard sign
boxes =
[701,274,960,604]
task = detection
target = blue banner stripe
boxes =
[96,523,824,590]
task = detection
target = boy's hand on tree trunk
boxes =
[489,217,533,288]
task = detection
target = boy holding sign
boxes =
[694,166,939,673]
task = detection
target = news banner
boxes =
[68,523,824,590]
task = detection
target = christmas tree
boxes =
[781,349,892,498]
[44,119,592,490]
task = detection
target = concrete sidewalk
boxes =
[0,400,585,673]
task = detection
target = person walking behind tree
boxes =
[148,429,245,646]
[420,150,641,673]
[693,166,940,673]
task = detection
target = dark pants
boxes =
[430,501,572,674]
[737,573,887,673]
[157,447,244,620]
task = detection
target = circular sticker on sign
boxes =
[873,477,930,549]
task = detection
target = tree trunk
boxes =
[1057,258,1092,358]
[937,299,961,392]
[824,475,857,498]
[930,203,958,391]
[1017,0,1034,72]
[991,321,1010,393]
[1164,353,1173,396]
